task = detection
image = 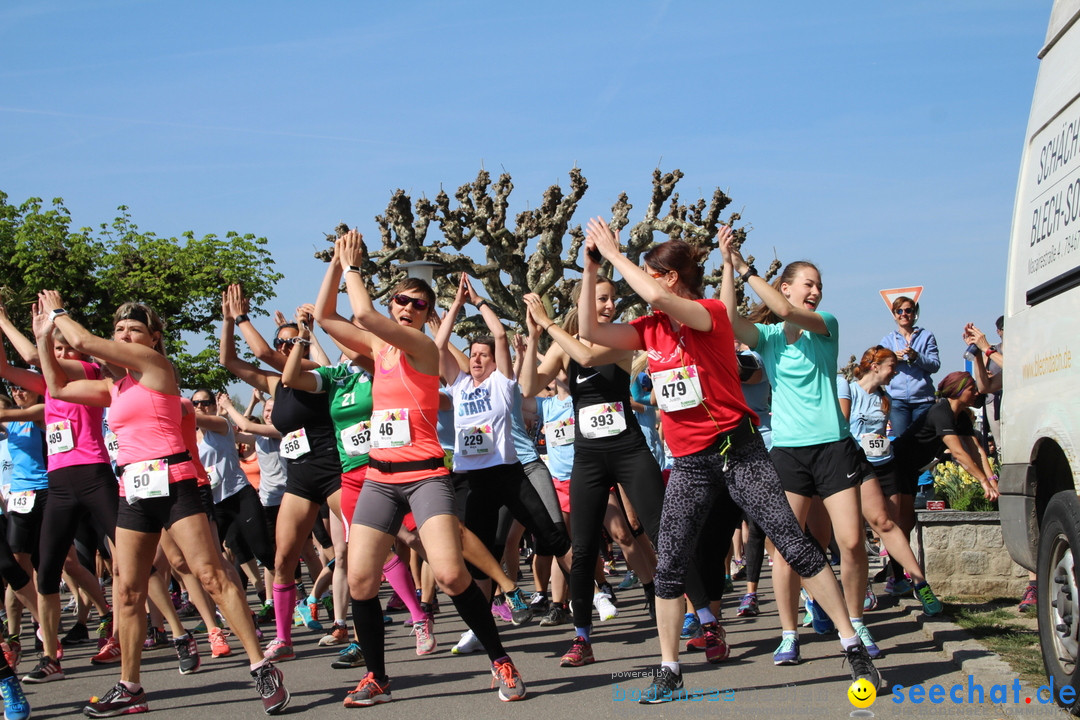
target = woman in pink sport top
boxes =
[34,291,290,717]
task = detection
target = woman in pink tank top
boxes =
[311,231,526,706]
[34,291,290,717]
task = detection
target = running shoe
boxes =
[639,667,683,704]
[143,627,169,650]
[528,592,550,615]
[0,673,30,720]
[209,627,232,658]
[1,639,20,673]
[491,597,513,624]
[331,642,366,669]
[491,658,526,701]
[855,623,881,659]
[263,638,295,662]
[90,636,121,665]
[617,570,639,590]
[724,574,734,594]
[559,636,595,667]
[252,662,290,714]
[539,604,570,626]
[806,598,834,635]
[864,583,879,612]
[737,593,759,618]
[22,655,64,684]
[175,631,201,675]
[294,601,322,631]
[732,558,747,581]
[773,634,801,665]
[413,617,436,656]
[61,622,91,646]
[343,672,391,706]
[599,582,618,607]
[593,591,618,622]
[504,588,533,626]
[644,589,656,621]
[83,682,148,717]
[451,629,482,655]
[680,612,702,640]
[96,612,113,650]
[914,582,943,616]
[319,623,350,646]
[1019,583,1037,613]
[701,622,730,664]
[843,642,882,689]
[385,592,406,612]
[256,602,274,625]
[886,576,911,596]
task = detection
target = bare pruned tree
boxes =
[317,168,778,340]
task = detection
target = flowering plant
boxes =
[931,460,999,512]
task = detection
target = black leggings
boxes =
[462,463,571,581]
[215,484,275,570]
[569,443,663,628]
[37,463,118,595]
[654,423,827,600]
[0,517,30,591]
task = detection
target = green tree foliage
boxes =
[0,191,281,389]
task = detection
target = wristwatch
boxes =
[235,314,250,324]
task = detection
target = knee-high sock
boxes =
[383,555,425,624]
[351,597,386,679]
[272,583,295,644]
[450,581,507,663]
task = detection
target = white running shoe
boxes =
[593,592,619,622]
[451,629,482,655]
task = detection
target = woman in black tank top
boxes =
[520,276,663,668]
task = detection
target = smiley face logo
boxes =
[848,678,877,708]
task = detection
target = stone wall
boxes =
[911,511,1030,597]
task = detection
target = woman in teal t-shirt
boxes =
[720,236,878,666]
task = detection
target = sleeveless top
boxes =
[367,346,447,485]
[44,360,110,470]
[4,421,49,492]
[197,423,249,503]
[568,358,646,453]
[270,383,338,463]
[108,376,198,486]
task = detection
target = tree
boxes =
[317,168,776,340]
[0,191,281,389]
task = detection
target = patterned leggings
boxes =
[654,424,827,600]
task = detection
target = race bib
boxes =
[653,366,704,412]
[105,432,120,463]
[46,420,75,455]
[340,421,372,457]
[579,403,627,439]
[207,466,221,490]
[458,424,494,456]
[7,490,36,514]
[280,429,311,460]
[860,433,891,458]
[372,409,412,449]
[544,418,575,447]
[122,459,170,503]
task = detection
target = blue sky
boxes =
[0,1,1050,374]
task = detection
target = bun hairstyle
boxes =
[891,295,919,321]
[563,275,616,337]
[114,302,166,354]
[852,345,898,417]
[642,240,708,299]
[746,261,820,325]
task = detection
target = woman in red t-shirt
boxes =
[577,218,880,701]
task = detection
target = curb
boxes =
[904,597,1025,682]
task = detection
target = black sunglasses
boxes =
[894,308,915,316]
[391,294,429,310]
[192,399,215,407]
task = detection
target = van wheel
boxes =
[1037,491,1080,711]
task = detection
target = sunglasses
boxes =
[894,308,915,316]
[644,267,667,279]
[391,294,429,310]
[192,399,215,407]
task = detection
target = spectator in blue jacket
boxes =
[879,296,940,435]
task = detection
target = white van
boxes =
[1000,0,1080,709]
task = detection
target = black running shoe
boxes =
[61,622,90,647]
[639,667,683,704]
[83,682,148,717]
[174,631,201,675]
[252,662,290,714]
[843,642,882,689]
